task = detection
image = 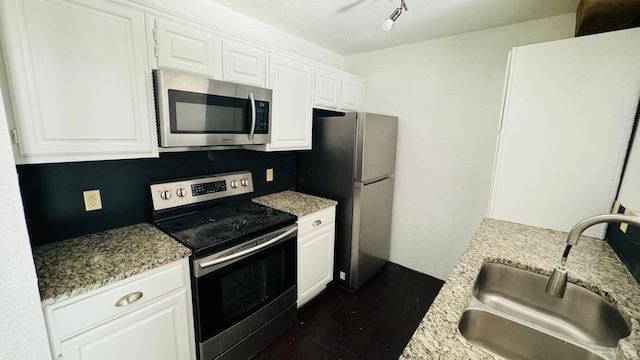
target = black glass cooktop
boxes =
[155,202,296,257]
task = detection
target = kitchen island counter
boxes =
[401,218,640,359]
[252,190,337,217]
[32,223,191,306]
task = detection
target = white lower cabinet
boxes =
[59,291,191,360]
[297,206,336,307]
[44,259,196,360]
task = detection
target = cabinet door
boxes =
[155,18,217,77]
[314,69,341,109]
[0,0,156,163]
[222,39,265,87]
[59,291,195,360]
[297,225,335,307]
[340,77,365,111]
[266,54,314,151]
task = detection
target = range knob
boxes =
[176,188,187,197]
[240,178,249,187]
[160,190,172,200]
[230,180,238,189]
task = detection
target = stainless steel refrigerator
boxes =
[297,112,398,290]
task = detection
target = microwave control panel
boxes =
[254,101,269,134]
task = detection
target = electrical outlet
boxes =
[266,168,274,182]
[83,190,102,211]
[621,207,632,233]
[339,271,346,281]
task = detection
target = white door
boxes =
[60,291,194,360]
[488,28,640,238]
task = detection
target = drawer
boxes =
[47,259,188,340]
[297,206,336,235]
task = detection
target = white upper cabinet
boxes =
[314,69,365,112]
[221,39,266,87]
[340,76,365,111]
[152,18,266,88]
[154,17,217,77]
[262,54,314,151]
[314,69,341,109]
[0,0,367,160]
[0,0,157,164]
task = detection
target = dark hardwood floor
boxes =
[254,262,444,360]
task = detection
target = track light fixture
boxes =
[381,0,408,32]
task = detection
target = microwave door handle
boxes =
[248,92,256,140]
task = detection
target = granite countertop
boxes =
[401,218,640,360]
[32,223,191,306]
[252,190,337,217]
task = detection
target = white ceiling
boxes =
[208,0,580,55]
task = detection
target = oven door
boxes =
[193,225,297,359]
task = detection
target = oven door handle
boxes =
[248,92,256,140]
[198,227,296,269]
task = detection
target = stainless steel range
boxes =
[150,171,297,360]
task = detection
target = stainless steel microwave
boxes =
[154,69,272,149]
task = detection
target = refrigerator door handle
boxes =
[359,174,394,186]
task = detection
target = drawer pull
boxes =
[115,291,143,307]
[313,220,322,226]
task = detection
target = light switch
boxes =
[266,168,274,182]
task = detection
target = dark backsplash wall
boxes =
[607,204,640,284]
[17,150,296,246]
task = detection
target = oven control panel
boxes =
[150,171,254,211]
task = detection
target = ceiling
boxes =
[208,0,581,55]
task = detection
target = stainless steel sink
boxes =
[458,262,631,360]
[459,309,610,360]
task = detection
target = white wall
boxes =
[0,81,51,359]
[345,14,576,280]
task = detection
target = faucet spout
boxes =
[565,214,640,246]
[545,213,640,298]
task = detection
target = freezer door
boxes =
[355,113,398,182]
[350,176,394,289]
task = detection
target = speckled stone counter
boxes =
[401,218,640,360]
[252,190,337,217]
[33,223,191,306]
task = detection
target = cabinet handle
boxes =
[313,220,322,226]
[115,291,143,307]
